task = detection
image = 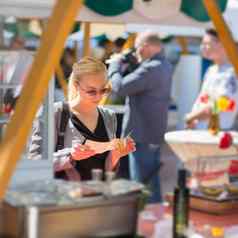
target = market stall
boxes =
[0,0,238,237]
[130,129,238,237]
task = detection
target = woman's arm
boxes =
[28,104,76,172]
[85,140,114,154]
[29,117,117,171]
[28,111,75,171]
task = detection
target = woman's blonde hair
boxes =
[68,56,107,101]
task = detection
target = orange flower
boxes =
[216,96,236,112]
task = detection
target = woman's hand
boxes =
[184,115,198,129]
[85,140,114,154]
[185,107,211,129]
[71,144,96,161]
[112,137,136,156]
[110,137,136,169]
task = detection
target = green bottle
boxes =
[173,169,190,238]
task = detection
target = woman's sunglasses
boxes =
[78,83,111,97]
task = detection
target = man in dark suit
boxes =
[108,31,173,202]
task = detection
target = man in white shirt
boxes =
[185,28,238,130]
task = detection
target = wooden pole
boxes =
[42,19,69,99]
[123,33,136,51]
[0,0,83,198]
[177,36,189,55]
[203,0,238,76]
[83,22,91,56]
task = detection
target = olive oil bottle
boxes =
[173,169,190,238]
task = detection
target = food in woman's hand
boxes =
[115,139,126,152]
[109,137,136,169]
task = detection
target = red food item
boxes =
[219,132,233,149]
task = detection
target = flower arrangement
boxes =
[200,95,238,179]
[199,94,236,112]
[198,94,236,135]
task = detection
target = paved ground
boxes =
[160,143,180,198]
[160,110,181,199]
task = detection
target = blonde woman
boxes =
[29,57,135,181]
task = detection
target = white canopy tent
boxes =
[0,0,237,39]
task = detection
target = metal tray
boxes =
[0,179,143,238]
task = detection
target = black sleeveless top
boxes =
[70,110,109,180]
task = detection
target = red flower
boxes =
[199,94,209,103]
[219,132,233,149]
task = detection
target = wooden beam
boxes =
[203,0,238,76]
[177,36,189,55]
[83,22,91,56]
[0,0,83,198]
[123,33,136,50]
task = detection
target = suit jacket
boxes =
[28,102,117,180]
[109,52,173,145]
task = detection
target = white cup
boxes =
[91,169,103,181]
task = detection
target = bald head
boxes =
[136,32,161,47]
[135,31,162,61]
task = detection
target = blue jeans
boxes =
[129,143,161,203]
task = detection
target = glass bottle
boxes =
[208,113,220,135]
[173,169,190,238]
